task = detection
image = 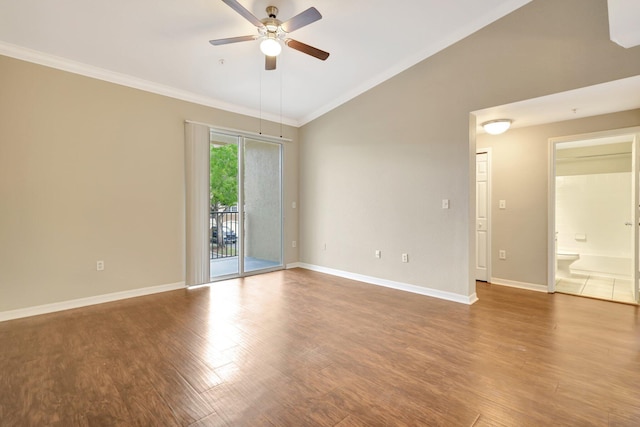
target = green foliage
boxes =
[210,144,238,209]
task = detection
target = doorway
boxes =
[209,130,283,281]
[549,128,640,304]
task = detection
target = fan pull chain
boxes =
[259,64,263,135]
[279,56,283,138]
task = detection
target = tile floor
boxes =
[555,274,637,304]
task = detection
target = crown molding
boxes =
[0,41,300,127]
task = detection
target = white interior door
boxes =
[476,151,490,281]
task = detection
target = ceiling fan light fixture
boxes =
[482,119,512,135]
[210,1,329,70]
[260,37,282,56]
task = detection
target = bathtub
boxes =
[570,254,632,279]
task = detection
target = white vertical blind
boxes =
[184,122,210,286]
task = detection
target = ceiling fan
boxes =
[209,0,330,71]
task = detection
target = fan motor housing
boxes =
[262,6,280,32]
[265,6,278,18]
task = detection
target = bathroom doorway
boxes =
[548,128,640,304]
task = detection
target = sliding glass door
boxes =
[243,138,283,273]
[209,132,282,280]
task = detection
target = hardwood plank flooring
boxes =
[1,269,639,426]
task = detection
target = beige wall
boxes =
[477,109,640,286]
[299,0,640,297]
[0,55,299,312]
[3,0,640,312]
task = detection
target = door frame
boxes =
[209,128,286,281]
[548,126,640,303]
[476,148,492,282]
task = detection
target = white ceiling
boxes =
[0,0,637,129]
[0,0,532,126]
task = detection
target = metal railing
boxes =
[210,211,238,259]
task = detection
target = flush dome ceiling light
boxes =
[482,119,512,135]
[260,37,282,56]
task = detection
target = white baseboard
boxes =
[0,281,185,322]
[490,277,548,293]
[1,264,484,322]
[286,262,302,269]
[296,263,478,305]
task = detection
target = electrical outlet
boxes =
[292,241,297,248]
[442,199,450,209]
[375,250,381,258]
[499,200,506,209]
[499,250,506,260]
[96,260,104,271]
[402,253,409,263]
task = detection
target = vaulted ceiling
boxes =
[0,0,532,126]
[0,0,638,129]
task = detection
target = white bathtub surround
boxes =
[556,171,633,284]
[570,254,632,279]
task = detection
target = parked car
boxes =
[211,225,237,245]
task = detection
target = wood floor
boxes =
[1,269,639,426]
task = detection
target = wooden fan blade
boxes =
[222,0,264,28]
[281,7,322,33]
[209,35,258,45]
[265,55,277,71]
[285,39,330,61]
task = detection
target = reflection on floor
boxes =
[556,274,636,304]
[210,256,281,279]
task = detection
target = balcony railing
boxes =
[210,211,238,260]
